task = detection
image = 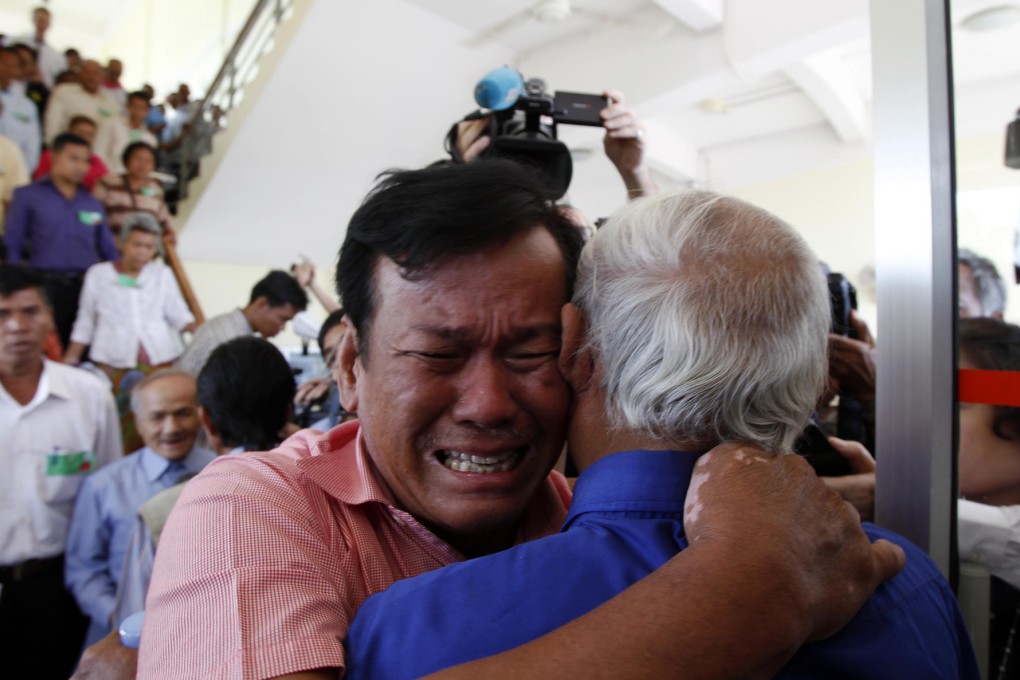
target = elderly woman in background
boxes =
[64,213,195,451]
[93,141,175,245]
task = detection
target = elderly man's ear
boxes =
[559,303,597,394]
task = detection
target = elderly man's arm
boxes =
[270,444,902,680]
[422,444,902,680]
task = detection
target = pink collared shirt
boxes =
[138,422,571,679]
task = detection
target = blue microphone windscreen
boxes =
[474,66,524,111]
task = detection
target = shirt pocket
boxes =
[29,447,98,505]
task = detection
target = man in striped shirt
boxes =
[175,270,307,376]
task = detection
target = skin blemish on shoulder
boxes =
[684,471,708,527]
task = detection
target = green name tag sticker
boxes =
[99,108,113,118]
[116,274,139,288]
[15,113,30,123]
[78,210,102,226]
[46,450,95,476]
[140,187,156,197]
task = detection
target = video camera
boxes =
[450,66,608,200]
[828,272,859,339]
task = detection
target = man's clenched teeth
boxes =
[439,449,523,474]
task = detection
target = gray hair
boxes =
[120,212,164,255]
[574,190,830,453]
[130,368,196,416]
[959,248,1006,317]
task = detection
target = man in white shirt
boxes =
[44,60,119,146]
[13,7,67,89]
[0,264,123,679]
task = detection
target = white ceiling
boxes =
[5,0,1018,193]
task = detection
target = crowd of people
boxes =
[0,4,1015,680]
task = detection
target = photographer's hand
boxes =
[455,116,492,163]
[828,334,877,402]
[601,89,657,200]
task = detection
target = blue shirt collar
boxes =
[564,449,703,530]
[138,445,208,483]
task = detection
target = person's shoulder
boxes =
[84,261,116,279]
[46,360,110,396]
[49,82,78,98]
[12,179,45,198]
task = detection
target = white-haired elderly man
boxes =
[345,190,980,679]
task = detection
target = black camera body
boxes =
[476,78,607,200]
[828,272,859,339]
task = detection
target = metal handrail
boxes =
[175,0,293,199]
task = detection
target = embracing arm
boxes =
[428,444,903,679]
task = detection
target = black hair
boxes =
[51,132,90,154]
[960,317,1020,441]
[0,46,19,61]
[122,141,156,168]
[127,90,149,104]
[318,308,347,355]
[197,337,296,451]
[0,264,48,302]
[335,158,583,354]
[249,270,308,311]
[10,43,37,62]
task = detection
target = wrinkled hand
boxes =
[455,116,492,163]
[828,334,876,402]
[70,630,138,680]
[295,376,331,404]
[822,437,877,521]
[292,260,315,287]
[684,442,904,642]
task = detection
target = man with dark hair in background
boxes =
[4,132,119,347]
[33,114,111,190]
[94,90,159,173]
[293,308,350,430]
[197,336,297,453]
[0,264,121,679]
[175,269,308,375]
[140,159,902,679]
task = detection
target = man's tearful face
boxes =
[339,227,571,556]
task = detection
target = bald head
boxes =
[79,60,102,93]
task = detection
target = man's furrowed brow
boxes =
[407,323,562,342]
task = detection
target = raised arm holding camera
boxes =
[450,68,656,202]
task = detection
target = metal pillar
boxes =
[870,0,957,577]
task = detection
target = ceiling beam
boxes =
[784,50,868,142]
[649,0,724,32]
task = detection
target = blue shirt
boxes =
[346,450,980,680]
[65,445,215,645]
[0,84,41,172]
[4,178,119,273]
